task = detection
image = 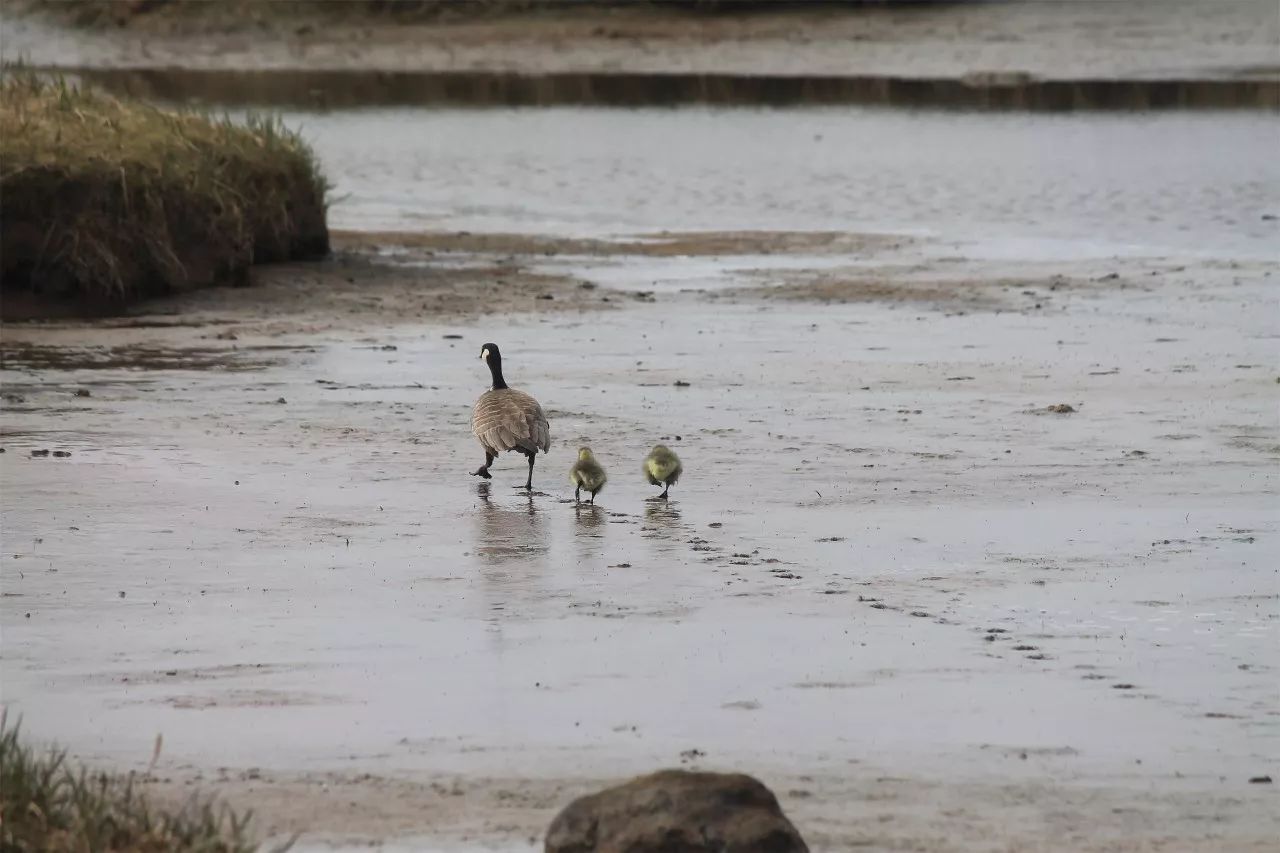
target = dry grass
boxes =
[0,72,328,310]
[0,717,283,852]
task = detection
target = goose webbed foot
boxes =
[471,466,492,479]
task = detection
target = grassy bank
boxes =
[0,73,328,313]
[0,719,272,852]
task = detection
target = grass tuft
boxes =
[0,71,329,310]
[0,716,277,852]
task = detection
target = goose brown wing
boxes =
[472,389,550,454]
[525,397,551,453]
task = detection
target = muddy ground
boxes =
[2,226,1277,851]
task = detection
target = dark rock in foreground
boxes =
[545,769,808,853]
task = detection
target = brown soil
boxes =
[728,268,1112,311]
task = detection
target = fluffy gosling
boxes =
[569,447,608,505]
[642,444,682,500]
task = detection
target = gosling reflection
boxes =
[474,481,548,566]
[642,499,682,540]
[572,502,607,564]
[573,502,607,530]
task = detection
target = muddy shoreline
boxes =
[7,1,1278,109]
[46,66,1280,110]
[3,228,1276,850]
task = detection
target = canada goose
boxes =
[471,343,551,491]
[643,444,682,500]
[569,447,607,505]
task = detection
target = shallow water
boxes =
[285,108,1280,258]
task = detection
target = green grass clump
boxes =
[0,72,328,309]
[0,718,270,852]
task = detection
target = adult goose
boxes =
[471,343,551,491]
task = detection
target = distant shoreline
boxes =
[36,66,1280,110]
[6,0,1277,111]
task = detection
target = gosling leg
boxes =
[575,484,581,504]
[660,485,670,500]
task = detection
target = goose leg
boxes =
[472,451,496,479]
[525,453,535,491]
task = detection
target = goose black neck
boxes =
[488,355,509,390]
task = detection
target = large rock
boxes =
[545,769,809,853]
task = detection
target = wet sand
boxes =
[2,231,1277,850]
[3,107,1278,849]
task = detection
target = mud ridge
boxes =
[54,67,1280,111]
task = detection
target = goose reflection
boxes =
[474,481,549,566]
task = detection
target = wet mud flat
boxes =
[2,231,1277,851]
